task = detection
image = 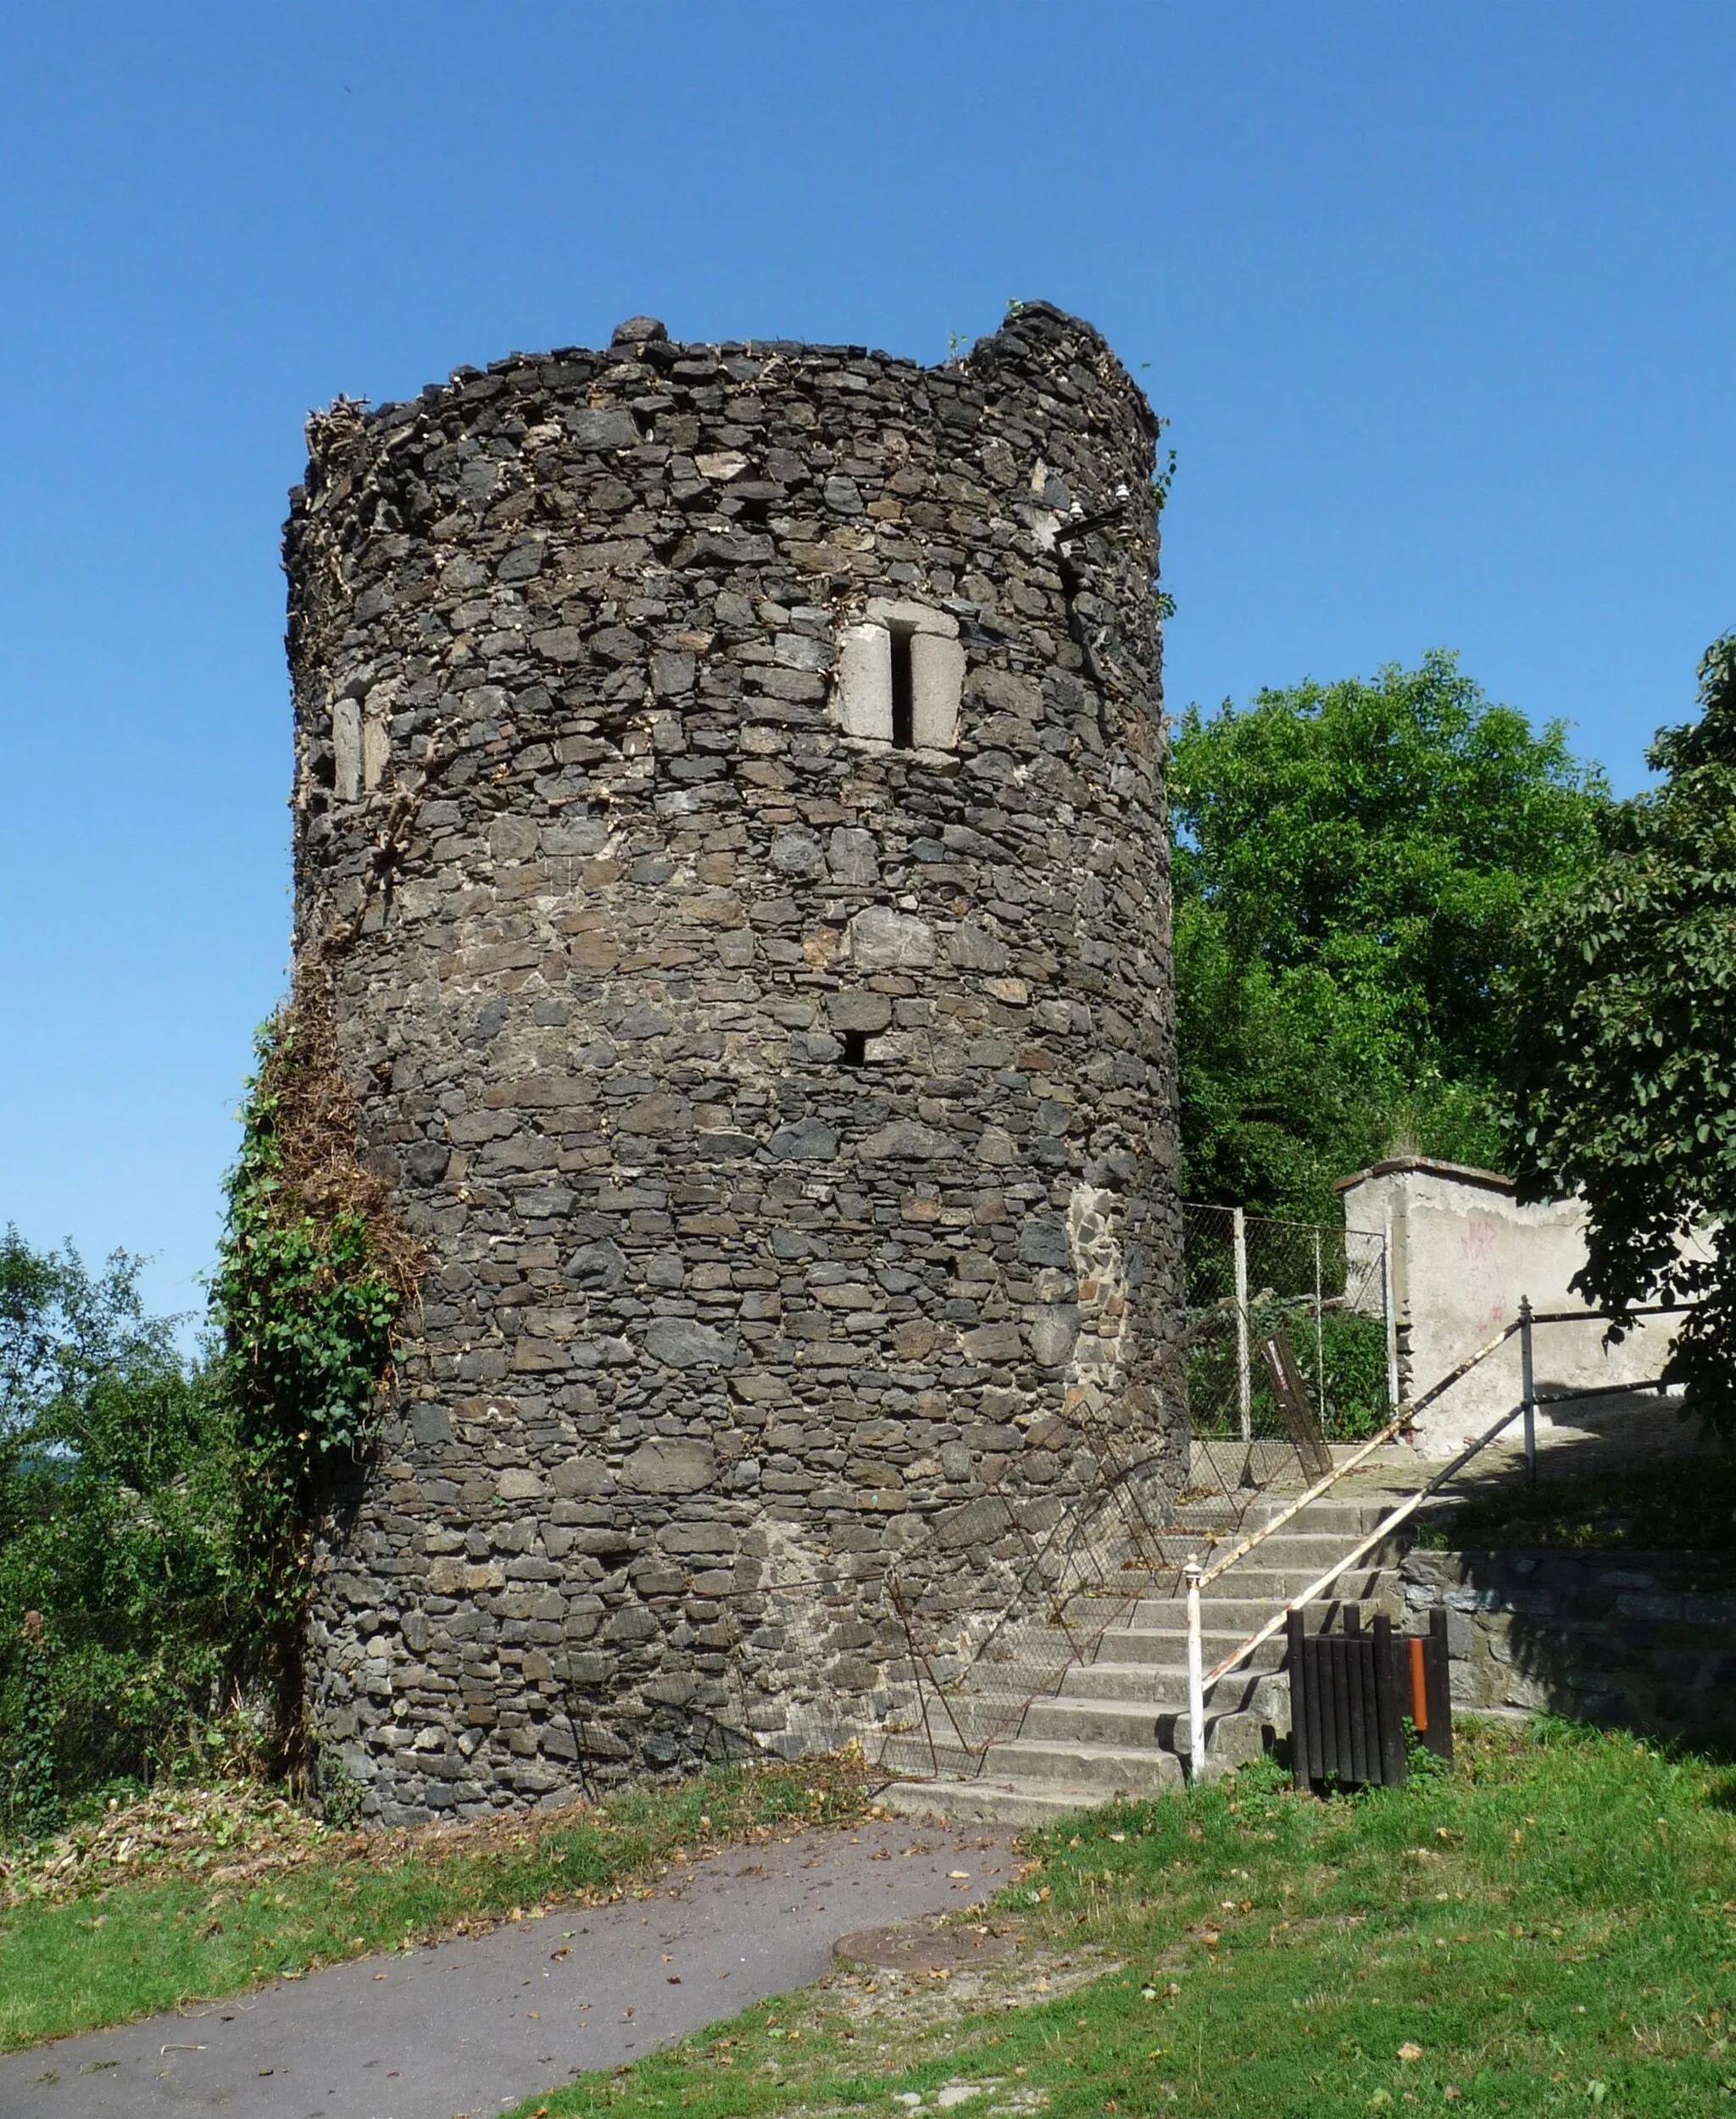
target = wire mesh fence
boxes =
[1183,1202,1394,1443]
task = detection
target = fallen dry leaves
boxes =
[0,1780,602,1911]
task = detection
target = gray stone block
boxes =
[620,1439,718,1493]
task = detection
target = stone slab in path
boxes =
[1,1819,1015,2119]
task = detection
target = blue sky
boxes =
[3,2,1733,1326]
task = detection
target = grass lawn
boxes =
[1421,1449,1736,1552]
[0,1756,867,2052]
[505,1722,1736,2117]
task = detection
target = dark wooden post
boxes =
[1424,1606,1454,1762]
[1288,1608,1309,1788]
[1372,1612,1404,1786]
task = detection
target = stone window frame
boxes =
[331,678,398,802]
[836,599,965,752]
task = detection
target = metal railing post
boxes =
[1520,1294,1537,1488]
[1383,1210,1399,1415]
[1232,1208,1251,1443]
[1313,1226,1326,1427]
[1185,1556,1205,1783]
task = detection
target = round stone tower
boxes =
[286,302,1184,1821]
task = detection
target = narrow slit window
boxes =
[888,627,915,749]
[837,602,963,748]
[839,1028,869,1067]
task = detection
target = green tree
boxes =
[1505,631,1736,1427]
[1171,651,1610,1219]
[0,1233,236,1829]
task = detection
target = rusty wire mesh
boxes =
[557,1200,1394,1789]
[866,1433,1182,1779]
[1182,1202,1391,1446]
[849,1205,1399,1780]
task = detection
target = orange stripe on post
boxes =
[1409,1635,1428,1732]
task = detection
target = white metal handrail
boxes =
[1182,1294,1686,1781]
[1194,1313,1527,1593]
[1187,1398,1526,1777]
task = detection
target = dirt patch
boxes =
[821,1927,1120,2029]
[833,1919,1014,1973]
[1,1784,342,1909]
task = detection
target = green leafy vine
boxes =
[8,1612,61,1839]
[210,965,421,1755]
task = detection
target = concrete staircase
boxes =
[877,1489,1414,1824]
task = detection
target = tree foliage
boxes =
[0,981,422,1838]
[203,973,426,1800]
[1506,631,1736,1426]
[0,1234,236,1833]
[1171,652,1610,1218]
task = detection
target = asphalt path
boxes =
[0,1820,1015,2119]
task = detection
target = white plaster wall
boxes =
[1338,1160,1689,1456]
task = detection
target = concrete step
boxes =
[878,1777,1119,1827]
[1141,1530,1408,1570]
[1121,1581,1401,1626]
[1023,1694,1166,1748]
[872,1699,1038,1755]
[1168,1692,1290,1776]
[1128,1566,1400,1616]
[1020,1685,1277,1749]
[1060,1643,1289,1702]
[1171,1497,1415,1540]
[971,1738,1186,1796]
[873,1489,1427,1816]
[873,1732,995,1782]
[881,1685,1294,1813]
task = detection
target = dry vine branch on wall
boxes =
[264,959,428,1311]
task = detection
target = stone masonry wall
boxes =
[284,303,1184,1823]
[1402,1547,1736,1747]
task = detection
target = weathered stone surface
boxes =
[770,1115,839,1160]
[495,1468,546,1501]
[1403,1546,1736,1745]
[826,992,894,1035]
[620,1440,718,1494]
[960,1322,1025,1362]
[570,408,640,451]
[858,1121,953,1161]
[848,906,935,971]
[827,827,879,883]
[949,921,1012,974]
[290,302,1186,1823]
[610,314,668,344]
[1029,1304,1082,1366]
[643,1319,735,1370]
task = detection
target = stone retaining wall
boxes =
[1401,1548,1736,1747]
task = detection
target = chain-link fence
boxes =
[1183,1202,1394,1443]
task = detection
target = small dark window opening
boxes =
[888,626,915,749]
[840,1029,869,1067]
